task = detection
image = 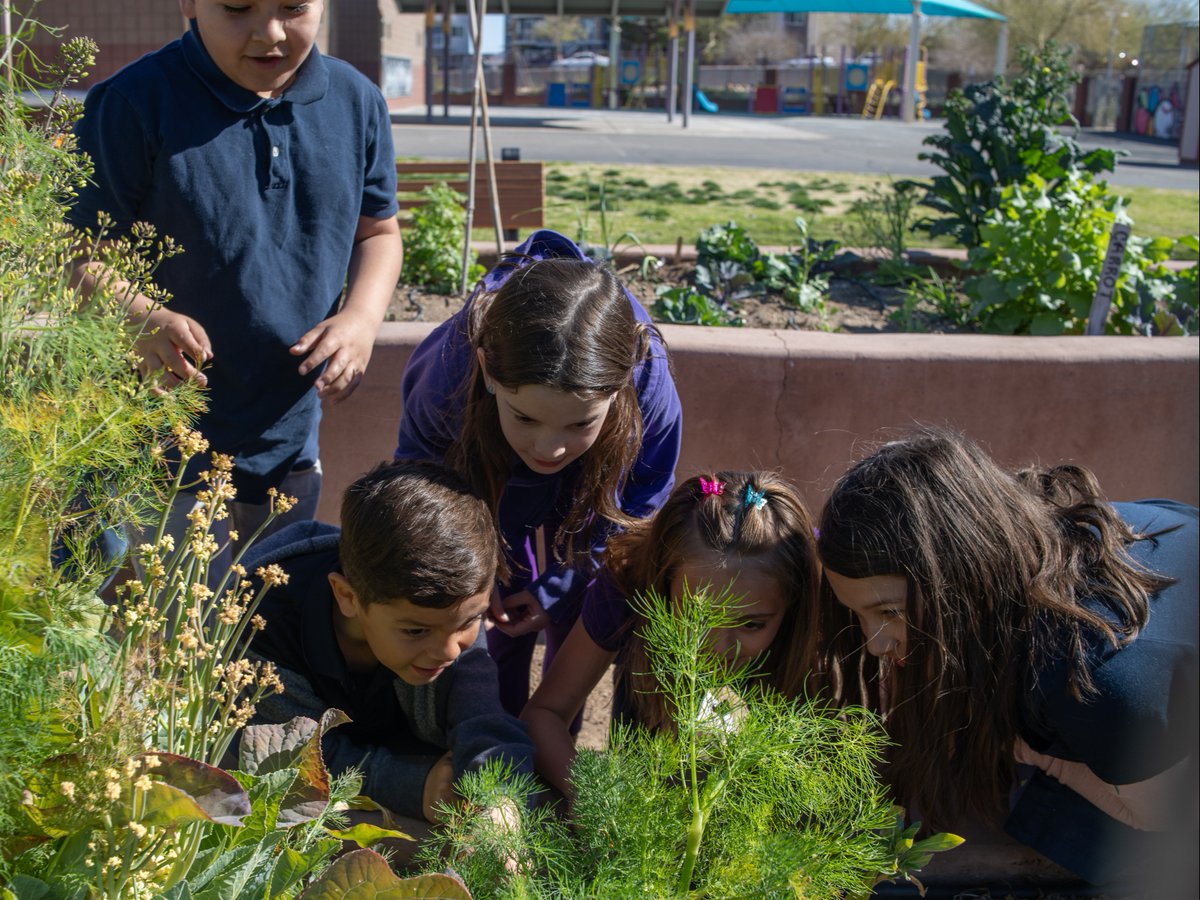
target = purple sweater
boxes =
[394,231,682,622]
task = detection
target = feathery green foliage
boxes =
[421,582,958,897]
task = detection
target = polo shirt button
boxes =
[272,146,280,157]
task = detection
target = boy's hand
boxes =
[489,589,549,638]
[484,798,522,874]
[290,307,379,404]
[135,307,211,389]
[422,751,456,823]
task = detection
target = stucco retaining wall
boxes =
[316,324,1199,523]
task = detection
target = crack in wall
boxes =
[769,329,790,469]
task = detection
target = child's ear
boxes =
[328,572,362,619]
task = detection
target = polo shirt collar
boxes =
[301,579,353,683]
[181,20,329,114]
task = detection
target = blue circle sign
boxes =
[845,62,869,92]
[620,59,641,86]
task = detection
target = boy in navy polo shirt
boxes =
[243,461,533,834]
[69,1,402,545]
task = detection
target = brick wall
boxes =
[16,0,374,90]
[18,0,186,86]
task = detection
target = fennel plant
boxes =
[420,582,960,898]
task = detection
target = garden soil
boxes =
[388,262,959,333]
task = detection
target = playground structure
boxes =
[525,45,936,118]
[402,0,1006,127]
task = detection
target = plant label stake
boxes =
[1086,222,1130,335]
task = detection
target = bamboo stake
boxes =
[466,0,505,257]
[461,0,483,295]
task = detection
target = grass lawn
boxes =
[537,162,1199,257]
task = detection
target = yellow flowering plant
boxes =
[1,15,403,898]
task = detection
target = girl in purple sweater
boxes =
[395,231,682,725]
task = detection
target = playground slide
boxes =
[694,87,718,113]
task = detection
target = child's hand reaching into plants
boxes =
[135,306,211,390]
[489,589,549,638]
[483,797,523,875]
[422,751,456,823]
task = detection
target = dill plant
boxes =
[1,19,389,898]
[421,583,958,898]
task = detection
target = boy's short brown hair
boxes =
[339,460,500,608]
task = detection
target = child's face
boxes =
[671,553,789,666]
[332,575,490,685]
[486,372,614,476]
[824,570,909,666]
[180,0,324,99]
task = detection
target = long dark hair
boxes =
[447,256,660,566]
[816,427,1166,828]
[611,471,822,732]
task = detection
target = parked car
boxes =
[549,51,610,69]
[780,56,837,68]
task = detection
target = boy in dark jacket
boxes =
[243,460,533,823]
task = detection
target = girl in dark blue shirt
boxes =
[815,427,1197,887]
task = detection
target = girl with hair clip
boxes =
[816,427,1198,888]
[395,230,682,727]
[521,471,822,800]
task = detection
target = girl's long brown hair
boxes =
[447,257,662,568]
[816,427,1167,829]
[611,471,823,732]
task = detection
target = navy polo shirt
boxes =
[69,25,398,503]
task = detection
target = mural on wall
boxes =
[1132,80,1184,139]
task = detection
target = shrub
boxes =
[401,183,484,295]
[678,218,837,327]
[909,41,1117,248]
[962,171,1193,335]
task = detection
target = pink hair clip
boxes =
[699,477,725,496]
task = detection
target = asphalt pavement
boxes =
[391,104,1199,191]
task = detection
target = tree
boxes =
[532,15,586,60]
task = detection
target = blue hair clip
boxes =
[743,484,767,510]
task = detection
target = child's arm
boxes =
[441,632,537,782]
[71,252,212,388]
[290,213,402,404]
[520,619,616,800]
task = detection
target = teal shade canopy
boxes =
[724,0,1005,19]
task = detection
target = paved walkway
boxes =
[391,104,1198,191]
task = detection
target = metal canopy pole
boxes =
[666,0,680,124]
[608,0,621,110]
[902,0,920,123]
[681,0,695,128]
[424,0,435,122]
[441,0,452,118]
[994,21,1008,77]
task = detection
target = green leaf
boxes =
[909,831,965,853]
[326,821,416,848]
[270,846,322,897]
[1030,312,1067,335]
[298,850,473,899]
[134,752,250,827]
[4,876,55,900]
